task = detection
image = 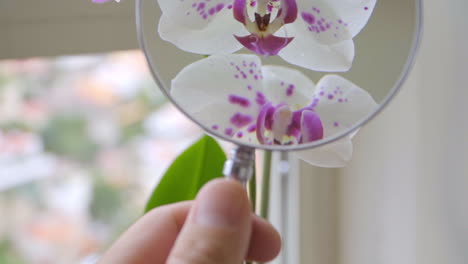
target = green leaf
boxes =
[144,135,226,213]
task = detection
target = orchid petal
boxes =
[278,0,376,71]
[191,103,257,138]
[261,65,315,108]
[171,54,263,137]
[296,0,377,38]
[294,138,353,168]
[158,0,247,54]
[278,33,355,72]
[291,0,376,44]
[312,75,377,137]
[288,3,351,45]
[171,54,263,111]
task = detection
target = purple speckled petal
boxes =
[158,0,246,54]
[291,0,376,43]
[171,54,265,140]
[235,34,294,56]
[298,0,377,37]
[261,65,315,108]
[313,74,377,138]
[278,0,376,71]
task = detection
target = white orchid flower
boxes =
[171,54,377,167]
[158,0,376,72]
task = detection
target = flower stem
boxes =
[249,158,257,212]
[246,154,256,264]
[254,150,272,264]
[260,150,272,219]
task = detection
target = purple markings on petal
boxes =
[212,125,219,130]
[310,97,320,108]
[225,128,234,137]
[237,131,244,138]
[328,94,334,100]
[247,124,257,132]
[286,84,295,96]
[301,12,316,25]
[256,92,267,105]
[300,110,324,143]
[229,95,251,108]
[286,110,303,140]
[233,0,247,24]
[187,1,225,21]
[235,34,294,56]
[279,0,298,24]
[301,7,349,38]
[230,61,262,81]
[230,113,253,128]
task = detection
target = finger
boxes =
[166,179,252,264]
[246,215,282,262]
[98,201,192,264]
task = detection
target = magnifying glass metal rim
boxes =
[136,0,423,152]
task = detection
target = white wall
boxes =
[299,0,468,263]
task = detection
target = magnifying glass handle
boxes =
[223,146,255,185]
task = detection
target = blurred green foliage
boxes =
[0,240,24,264]
[90,177,124,223]
[42,115,98,162]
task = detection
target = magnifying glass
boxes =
[136,0,422,183]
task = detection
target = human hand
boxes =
[98,179,282,264]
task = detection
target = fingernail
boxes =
[195,180,245,228]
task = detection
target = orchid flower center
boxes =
[233,0,298,56]
[256,102,324,145]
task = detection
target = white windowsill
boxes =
[0,1,138,59]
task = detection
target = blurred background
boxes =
[0,51,205,263]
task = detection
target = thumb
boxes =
[167,179,252,264]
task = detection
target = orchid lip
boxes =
[235,34,294,56]
[233,0,298,56]
[256,102,324,145]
